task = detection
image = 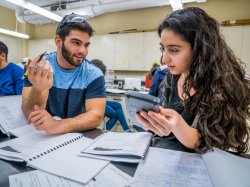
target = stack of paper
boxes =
[0,96,31,137]
[129,147,250,187]
[9,164,132,187]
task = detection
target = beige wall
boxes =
[189,0,250,22]
[31,6,171,40]
[0,6,34,59]
[0,0,250,57]
[0,6,34,37]
[31,0,250,39]
[0,6,16,31]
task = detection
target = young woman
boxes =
[136,7,250,153]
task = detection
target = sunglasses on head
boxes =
[58,14,89,30]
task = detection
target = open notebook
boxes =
[129,147,250,187]
[0,131,109,184]
[79,131,153,163]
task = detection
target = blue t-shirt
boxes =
[0,62,23,96]
[24,52,106,118]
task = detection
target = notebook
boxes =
[0,131,109,184]
[129,147,250,187]
[79,131,153,163]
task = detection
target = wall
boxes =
[0,35,24,63]
[1,0,250,66]
[31,0,250,39]
[0,6,34,37]
[221,26,250,71]
[27,25,250,81]
[0,6,34,62]
[0,6,17,32]
[1,0,250,39]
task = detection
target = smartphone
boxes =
[125,91,160,128]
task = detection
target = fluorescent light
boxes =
[0,28,29,39]
[169,0,183,11]
[6,0,63,22]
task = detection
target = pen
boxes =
[22,51,47,79]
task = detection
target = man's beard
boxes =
[62,42,85,67]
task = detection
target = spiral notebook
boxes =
[0,131,109,184]
[79,132,153,163]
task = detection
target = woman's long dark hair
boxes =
[158,7,250,153]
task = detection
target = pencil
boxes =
[22,51,46,79]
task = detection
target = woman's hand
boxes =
[135,106,184,137]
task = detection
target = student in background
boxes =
[17,57,28,69]
[91,59,131,132]
[136,7,250,154]
[145,63,160,89]
[0,41,23,96]
[22,14,106,135]
[149,55,168,105]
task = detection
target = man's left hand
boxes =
[28,105,63,135]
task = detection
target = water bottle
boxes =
[105,68,114,88]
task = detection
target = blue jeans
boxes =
[105,101,130,131]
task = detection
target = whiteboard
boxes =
[0,34,23,63]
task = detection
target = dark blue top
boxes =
[149,66,168,104]
[0,62,23,96]
[24,52,106,118]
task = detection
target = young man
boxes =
[0,41,23,96]
[22,14,106,135]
